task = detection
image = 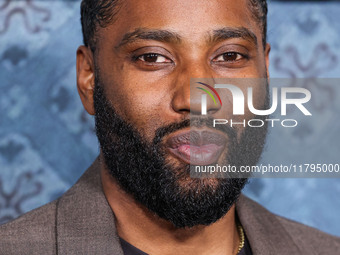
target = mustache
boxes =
[153,116,237,146]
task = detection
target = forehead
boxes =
[97,0,262,46]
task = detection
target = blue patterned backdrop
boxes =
[0,0,339,236]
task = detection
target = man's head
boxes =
[76,0,270,228]
[80,0,268,52]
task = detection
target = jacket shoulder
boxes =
[237,195,340,254]
[276,215,340,254]
[0,199,58,255]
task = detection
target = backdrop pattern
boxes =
[0,1,339,236]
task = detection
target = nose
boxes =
[171,65,221,116]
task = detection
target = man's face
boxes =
[94,0,268,142]
[83,0,270,228]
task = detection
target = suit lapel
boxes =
[236,194,303,255]
[56,158,124,255]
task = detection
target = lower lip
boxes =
[169,144,225,165]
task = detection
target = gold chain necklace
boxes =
[236,223,245,254]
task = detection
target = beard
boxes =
[94,74,269,228]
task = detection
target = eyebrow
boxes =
[209,27,258,47]
[115,28,182,49]
[115,26,258,50]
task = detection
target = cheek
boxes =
[126,94,168,140]
[106,83,171,141]
[98,59,174,140]
[245,79,268,117]
[212,79,267,138]
[216,79,267,118]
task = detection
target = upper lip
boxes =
[166,129,227,148]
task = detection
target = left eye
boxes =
[213,52,243,62]
[138,53,171,63]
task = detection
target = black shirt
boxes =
[120,235,253,255]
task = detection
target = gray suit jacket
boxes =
[1,159,339,254]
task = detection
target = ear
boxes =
[77,45,95,115]
[264,43,271,80]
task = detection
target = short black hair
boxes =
[80,0,268,51]
[80,0,121,52]
[247,0,268,48]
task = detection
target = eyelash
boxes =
[134,53,172,64]
[133,51,248,64]
[212,52,249,63]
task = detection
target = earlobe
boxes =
[77,45,95,115]
[265,43,271,80]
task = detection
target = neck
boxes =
[100,159,240,255]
